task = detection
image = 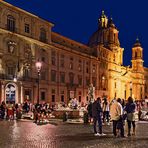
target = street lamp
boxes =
[130,82,132,97]
[35,60,42,104]
[13,77,17,82]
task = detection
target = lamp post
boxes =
[130,82,132,97]
[13,76,17,82]
[35,60,42,104]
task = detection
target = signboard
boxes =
[5,84,16,103]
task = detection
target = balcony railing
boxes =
[39,37,48,43]
[5,24,17,33]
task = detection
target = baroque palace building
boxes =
[0,1,148,104]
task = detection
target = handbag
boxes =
[127,112,136,121]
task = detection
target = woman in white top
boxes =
[102,98,110,125]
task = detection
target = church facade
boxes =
[0,1,148,104]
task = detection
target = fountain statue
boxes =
[88,83,95,103]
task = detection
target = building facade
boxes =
[0,1,148,104]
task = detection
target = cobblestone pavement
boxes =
[0,120,148,148]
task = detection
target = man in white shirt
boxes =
[110,98,124,137]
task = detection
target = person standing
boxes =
[102,97,110,125]
[87,101,93,123]
[92,97,105,136]
[124,97,136,136]
[110,98,125,137]
[0,101,6,119]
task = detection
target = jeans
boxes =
[113,119,124,137]
[112,120,118,136]
[103,111,109,123]
[93,115,102,134]
[127,120,135,135]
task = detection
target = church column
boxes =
[1,82,4,102]
[20,82,23,103]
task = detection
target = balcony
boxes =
[5,24,17,33]
[0,74,14,80]
[39,37,48,43]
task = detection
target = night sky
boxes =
[4,0,148,67]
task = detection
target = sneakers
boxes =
[101,133,106,136]
[94,133,101,136]
[94,133,106,136]
[107,122,110,125]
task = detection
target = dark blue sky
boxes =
[5,0,148,67]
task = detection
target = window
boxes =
[78,65,82,72]
[52,95,55,102]
[40,28,46,42]
[101,75,106,90]
[7,15,16,32]
[69,57,73,69]
[24,69,29,78]
[86,96,89,101]
[69,62,73,69]
[113,54,115,62]
[86,67,89,73]
[51,51,56,66]
[69,73,74,85]
[7,67,14,75]
[92,77,96,87]
[52,57,56,65]
[115,92,117,98]
[86,77,90,86]
[135,52,137,58]
[25,90,31,101]
[78,75,82,86]
[60,72,65,83]
[60,55,65,67]
[92,64,96,73]
[114,33,116,42]
[61,95,64,102]
[79,96,81,102]
[78,60,82,72]
[115,82,116,88]
[86,62,89,73]
[41,57,45,62]
[25,24,30,33]
[52,89,55,94]
[41,92,45,100]
[51,70,56,82]
[41,71,46,80]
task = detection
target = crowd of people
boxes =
[87,96,145,137]
[0,101,55,122]
[0,97,147,137]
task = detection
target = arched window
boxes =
[101,75,107,90]
[7,15,16,32]
[40,28,46,42]
[135,51,137,58]
[69,72,74,85]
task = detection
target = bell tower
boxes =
[108,18,120,47]
[131,38,144,72]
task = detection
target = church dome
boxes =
[88,11,119,47]
[88,29,104,47]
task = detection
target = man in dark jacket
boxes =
[92,97,105,136]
